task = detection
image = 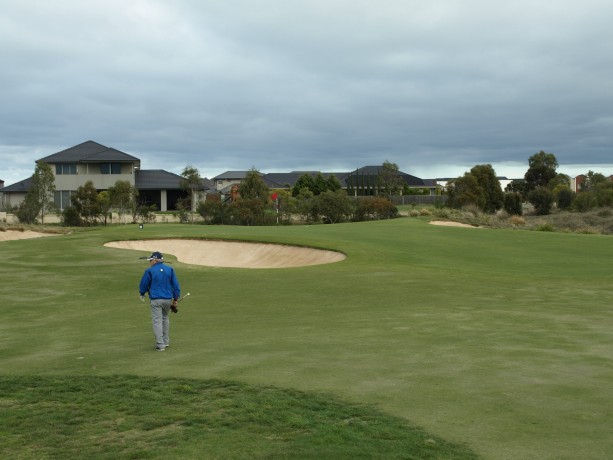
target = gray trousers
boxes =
[150,298,172,348]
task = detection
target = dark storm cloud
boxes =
[1,0,612,185]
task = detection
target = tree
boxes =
[447,174,483,210]
[227,198,268,225]
[469,164,504,213]
[311,190,353,224]
[16,195,39,224]
[72,181,101,225]
[295,187,315,222]
[377,161,403,198]
[180,165,203,216]
[292,174,316,197]
[239,169,269,201]
[528,186,554,215]
[547,173,571,191]
[19,161,56,224]
[108,180,136,223]
[97,191,112,225]
[524,151,558,192]
[505,179,527,199]
[582,170,608,192]
[554,186,574,210]
[326,174,342,192]
[447,164,503,213]
[503,192,523,216]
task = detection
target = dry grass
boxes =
[426,206,613,235]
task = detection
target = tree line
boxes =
[11,153,613,226]
[447,150,613,215]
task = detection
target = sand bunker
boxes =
[104,239,346,268]
[0,230,59,241]
[429,220,478,228]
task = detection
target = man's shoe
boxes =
[155,346,165,351]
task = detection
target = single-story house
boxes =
[211,167,441,196]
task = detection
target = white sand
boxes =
[0,230,59,241]
[429,220,478,228]
[104,239,346,268]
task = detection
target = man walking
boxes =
[139,251,180,351]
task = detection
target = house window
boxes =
[56,164,77,175]
[100,163,122,174]
[54,190,75,210]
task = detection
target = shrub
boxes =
[509,215,526,226]
[354,197,398,221]
[503,192,523,216]
[528,187,554,215]
[573,192,597,212]
[536,223,555,232]
[62,206,81,226]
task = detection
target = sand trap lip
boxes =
[0,230,60,241]
[104,239,346,268]
[429,220,479,228]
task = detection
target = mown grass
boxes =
[2,218,613,459]
[1,375,475,459]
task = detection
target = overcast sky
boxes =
[2,0,612,186]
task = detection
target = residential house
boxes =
[1,141,212,212]
[212,167,440,197]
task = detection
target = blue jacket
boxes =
[139,262,180,300]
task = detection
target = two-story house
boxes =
[1,141,211,212]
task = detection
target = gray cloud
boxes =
[1,0,612,185]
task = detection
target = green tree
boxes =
[503,192,523,216]
[505,179,527,199]
[311,190,353,224]
[227,198,268,226]
[97,191,112,225]
[547,173,570,191]
[61,206,81,226]
[447,174,483,210]
[16,195,39,224]
[73,181,101,225]
[197,198,224,224]
[180,165,203,217]
[553,185,574,210]
[572,192,597,212]
[292,174,316,197]
[447,164,503,213]
[239,169,270,201]
[295,187,315,222]
[313,173,329,195]
[524,151,558,192]
[377,161,403,198]
[582,170,608,192]
[18,161,56,224]
[326,175,342,192]
[470,164,504,213]
[528,186,554,215]
[108,180,136,223]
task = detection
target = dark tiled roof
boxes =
[0,177,32,192]
[212,171,251,180]
[136,170,184,190]
[38,140,140,163]
[135,170,213,191]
